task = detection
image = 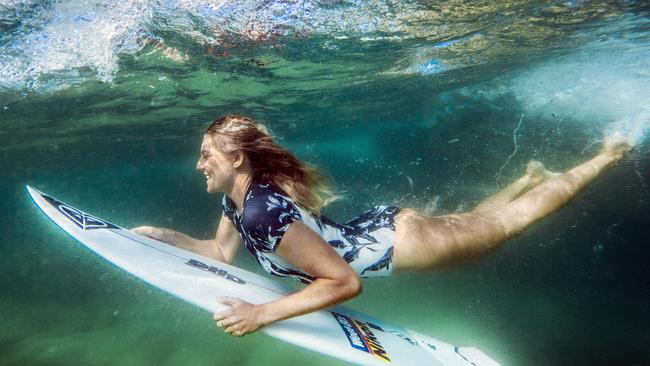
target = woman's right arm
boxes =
[132,214,241,264]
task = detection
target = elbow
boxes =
[222,251,236,265]
[351,274,363,297]
[211,240,234,264]
[340,273,363,300]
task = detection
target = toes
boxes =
[526,160,559,182]
[603,134,634,155]
[526,160,545,176]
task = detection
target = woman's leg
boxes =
[472,161,559,213]
[492,137,630,237]
[392,137,632,273]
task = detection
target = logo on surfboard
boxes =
[332,312,391,362]
[42,194,118,230]
[185,259,246,285]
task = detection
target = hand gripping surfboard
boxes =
[26,185,500,366]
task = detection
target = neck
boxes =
[227,172,253,214]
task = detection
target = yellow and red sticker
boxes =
[332,312,391,363]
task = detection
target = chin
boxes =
[206,183,219,194]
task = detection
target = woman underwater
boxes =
[133,114,633,337]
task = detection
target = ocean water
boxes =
[1,1,649,365]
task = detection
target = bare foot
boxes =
[525,160,560,186]
[601,134,634,161]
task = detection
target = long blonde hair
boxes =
[205,115,339,214]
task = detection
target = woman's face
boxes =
[196,135,237,194]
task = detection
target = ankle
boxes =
[594,151,621,168]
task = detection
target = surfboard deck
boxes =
[26,185,500,366]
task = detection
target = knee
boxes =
[488,209,527,240]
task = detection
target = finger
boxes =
[224,324,240,335]
[214,316,224,327]
[216,319,229,328]
[214,310,231,321]
[215,312,240,326]
[131,226,148,235]
[132,226,161,240]
[216,297,240,306]
[221,316,243,328]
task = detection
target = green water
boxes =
[2,1,650,365]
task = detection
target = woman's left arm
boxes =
[213,221,362,336]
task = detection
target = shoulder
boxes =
[241,183,302,229]
[240,182,303,252]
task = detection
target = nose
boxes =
[196,158,202,171]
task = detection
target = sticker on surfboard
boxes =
[41,193,118,230]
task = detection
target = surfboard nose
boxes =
[26,185,39,197]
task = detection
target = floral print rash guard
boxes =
[222,181,401,284]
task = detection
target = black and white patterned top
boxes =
[222,181,401,284]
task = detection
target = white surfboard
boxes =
[26,185,500,366]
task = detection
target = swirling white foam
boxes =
[508,35,650,145]
[0,1,152,91]
[0,0,427,92]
